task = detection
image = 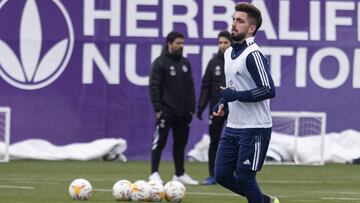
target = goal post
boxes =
[269,111,326,165]
[0,107,11,162]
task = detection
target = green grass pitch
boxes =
[0,160,359,202]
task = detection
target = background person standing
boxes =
[196,31,231,185]
[148,31,198,185]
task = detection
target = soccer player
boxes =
[148,31,198,185]
[213,2,279,203]
[196,30,231,185]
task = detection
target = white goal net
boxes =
[267,111,326,165]
[0,107,10,162]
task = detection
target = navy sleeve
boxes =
[231,51,275,102]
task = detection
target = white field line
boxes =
[0,180,59,185]
[1,179,360,201]
[1,186,359,202]
[0,178,56,181]
[291,200,360,203]
[95,189,360,202]
[94,189,111,192]
[0,177,115,183]
[94,188,238,197]
[10,180,59,185]
[0,178,61,184]
[0,185,34,190]
[313,191,360,195]
[322,197,360,201]
[1,177,353,185]
[187,192,238,197]
[262,180,352,184]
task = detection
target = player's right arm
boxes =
[197,60,213,119]
[149,59,163,118]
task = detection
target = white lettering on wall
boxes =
[325,2,355,41]
[202,0,234,38]
[262,46,294,87]
[83,0,120,36]
[126,0,159,37]
[358,2,360,42]
[151,44,162,62]
[353,49,360,88]
[310,1,321,41]
[278,0,308,40]
[183,45,200,58]
[162,0,199,38]
[82,43,120,84]
[201,45,218,76]
[253,0,277,40]
[310,48,349,89]
[125,44,149,86]
[78,0,360,89]
[295,47,307,87]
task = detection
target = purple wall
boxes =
[0,0,359,159]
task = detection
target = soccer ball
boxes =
[130,180,151,201]
[68,178,93,200]
[164,180,186,202]
[148,180,165,202]
[112,180,132,201]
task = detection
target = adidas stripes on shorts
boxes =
[216,127,271,172]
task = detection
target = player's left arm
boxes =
[187,60,196,114]
[221,50,276,102]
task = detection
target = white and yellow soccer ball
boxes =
[112,180,132,201]
[68,178,93,200]
[148,180,165,202]
[164,180,186,202]
[130,180,151,201]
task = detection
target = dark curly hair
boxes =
[235,2,262,35]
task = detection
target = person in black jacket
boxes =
[148,31,198,185]
[197,31,231,185]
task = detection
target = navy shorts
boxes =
[216,127,271,171]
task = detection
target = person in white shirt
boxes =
[212,2,279,203]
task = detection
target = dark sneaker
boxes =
[202,176,216,185]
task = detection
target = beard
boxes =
[231,32,246,42]
[167,47,183,60]
[173,47,183,57]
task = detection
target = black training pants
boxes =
[151,112,192,176]
[208,115,226,177]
